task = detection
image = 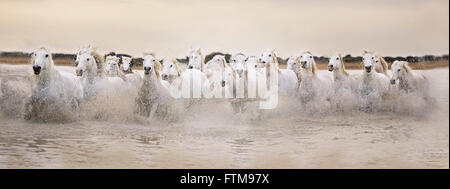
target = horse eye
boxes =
[372,57,374,60]
[254,65,257,68]
[268,54,271,57]
[397,69,401,72]
[45,54,49,58]
[170,65,173,68]
[309,56,312,58]
[336,57,339,60]
[87,58,90,61]
[376,60,379,63]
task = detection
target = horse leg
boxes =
[148,102,157,120]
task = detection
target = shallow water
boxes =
[0,64,448,168]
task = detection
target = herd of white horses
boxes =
[25,45,430,121]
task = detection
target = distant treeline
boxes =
[1,51,448,66]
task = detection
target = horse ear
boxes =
[363,49,369,54]
[272,52,278,63]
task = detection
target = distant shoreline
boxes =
[1,51,448,70]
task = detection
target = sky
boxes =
[0,0,448,58]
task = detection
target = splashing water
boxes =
[0,64,448,168]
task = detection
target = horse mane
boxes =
[402,61,413,74]
[220,56,228,69]
[267,51,280,73]
[91,51,105,77]
[311,56,317,77]
[171,58,183,76]
[164,58,183,76]
[393,61,413,75]
[154,59,162,80]
[338,54,349,76]
[376,54,389,76]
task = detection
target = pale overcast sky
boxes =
[0,0,448,58]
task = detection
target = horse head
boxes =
[31,47,53,75]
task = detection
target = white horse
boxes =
[390,60,428,93]
[187,48,205,72]
[135,53,172,119]
[362,50,390,77]
[327,54,358,111]
[75,46,129,99]
[328,54,358,90]
[120,56,133,73]
[358,51,391,111]
[74,45,105,97]
[259,50,298,97]
[286,56,302,81]
[161,57,210,100]
[230,53,247,78]
[297,51,331,103]
[205,55,238,98]
[25,47,83,121]
[119,56,142,88]
[105,55,126,84]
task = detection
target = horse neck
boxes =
[333,68,347,80]
[265,63,279,77]
[36,66,56,86]
[84,65,99,82]
[398,73,414,90]
[166,73,179,84]
[121,68,133,74]
[143,72,160,86]
[300,68,315,80]
[107,69,119,77]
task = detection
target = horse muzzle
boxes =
[144,67,152,75]
[236,69,243,76]
[365,66,372,73]
[390,79,396,85]
[33,66,41,75]
[301,61,307,68]
[328,65,334,72]
[221,80,226,87]
[161,74,168,80]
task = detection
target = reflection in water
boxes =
[0,64,448,168]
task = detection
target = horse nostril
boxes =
[188,66,193,69]
[221,80,226,87]
[32,65,41,74]
[390,79,396,84]
[329,65,333,68]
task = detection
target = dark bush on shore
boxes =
[204,52,231,63]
